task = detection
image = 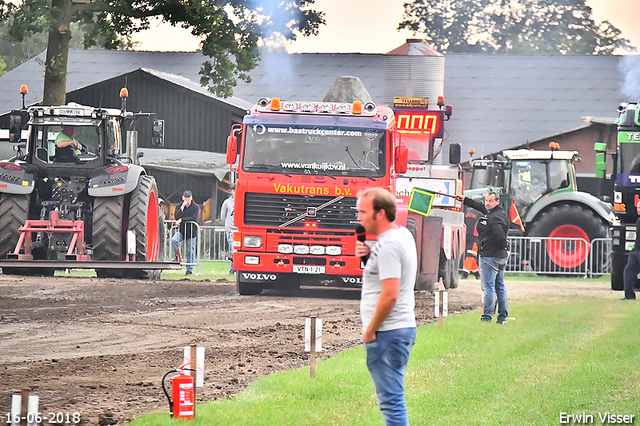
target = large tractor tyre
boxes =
[0,194,30,275]
[528,204,608,274]
[127,175,163,280]
[237,273,263,295]
[93,196,125,278]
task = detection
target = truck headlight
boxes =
[245,256,260,265]
[310,245,325,255]
[326,246,341,255]
[243,235,262,248]
[294,245,309,254]
[278,244,293,254]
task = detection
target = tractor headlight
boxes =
[243,235,262,248]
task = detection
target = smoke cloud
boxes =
[619,56,640,100]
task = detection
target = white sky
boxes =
[131,0,640,54]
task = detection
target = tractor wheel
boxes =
[93,196,125,278]
[127,175,163,279]
[528,204,608,274]
[0,194,30,275]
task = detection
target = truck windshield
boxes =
[242,124,386,177]
[619,142,640,175]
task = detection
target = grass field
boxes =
[54,260,235,281]
[127,288,640,426]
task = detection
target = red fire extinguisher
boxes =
[162,362,195,419]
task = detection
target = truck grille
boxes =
[244,193,358,230]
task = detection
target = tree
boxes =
[0,21,89,75]
[398,0,634,55]
[0,0,324,105]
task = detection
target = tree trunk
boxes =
[43,0,74,106]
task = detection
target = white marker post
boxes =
[10,388,39,426]
[304,317,322,378]
[434,280,448,329]
[183,345,205,417]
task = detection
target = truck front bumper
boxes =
[234,251,364,285]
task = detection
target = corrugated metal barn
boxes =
[1,67,252,219]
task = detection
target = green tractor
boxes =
[464,147,614,275]
[0,86,172,278]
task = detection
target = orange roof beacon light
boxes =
[270,97,281,111]
[437,96,445,108]
[20,84,28,109]
[352,101,363,114]
[469,147,476,160]
[549,141,560,151]
[120,87,129,111]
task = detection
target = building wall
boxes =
[66,70,246,153]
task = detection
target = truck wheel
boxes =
[0,194,30,275]
[237,273,263,295]
[93,196,125,278]
[528,204,608,273]
[127,175,163,279]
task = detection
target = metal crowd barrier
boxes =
[164,224,613,279]
[164,222,231,273]
[505,236,612,278]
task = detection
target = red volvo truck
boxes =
[226,96,462,295]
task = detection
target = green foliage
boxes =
[0,0,325,99]
[399,0,635,55]
[128,295,640,425]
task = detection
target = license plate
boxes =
[292,265,325,274]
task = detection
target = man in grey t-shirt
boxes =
[355,187,417,426]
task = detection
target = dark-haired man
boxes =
[172,190,199,275]
[456,191,509,323]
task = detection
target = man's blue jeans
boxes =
[479,256,508,322]
[225,229,235,273]
[365,327,417,426]
[171,231,196,273]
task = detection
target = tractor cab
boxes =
[25,106,123,177]
[467,147,578,219]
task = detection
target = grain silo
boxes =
[382,39,445,107]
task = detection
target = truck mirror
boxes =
[595,152,606,179]
[449,143,461,165]
[226,134,238,165]
[152,119,165,146]
[9,111,23,143]
[594,142,607,152]
[395,145,408,174]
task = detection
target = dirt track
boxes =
[0,274,615,425]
